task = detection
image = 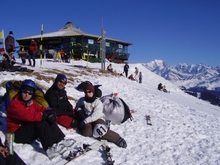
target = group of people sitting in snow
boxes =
[128,67,142,83]
[1,74,127,164]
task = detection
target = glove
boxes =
[71,119,79,128]
[78,121,85,129]
[77,110,86,121]
[43,110,57,123]
[67,103,73,112]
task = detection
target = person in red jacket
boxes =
[28,40,38,67]
[6,79,75,160]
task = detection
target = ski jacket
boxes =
[44,84,73,116]
[61,50,65,57]
[29,40,38,54]
[135,68,139,76]
[107,65,113,72]
[158,83,163,90]
[75,97,105,124]
[5,35,15,51]
[128,75,135,81]
[124,64,129,72]
[6,95,47,133]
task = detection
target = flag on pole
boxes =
[0,29,6,52]
[0,30,3,39]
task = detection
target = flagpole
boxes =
[100,17,106,70]
[71,41,74,67]
[40,24,43,68]
[2,29,6,53]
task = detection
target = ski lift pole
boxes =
[87,51,90,68]
[101,28,106,70]
[40,24,43,68]
[71,42,74,67]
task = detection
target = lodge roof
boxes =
[16,22,132,45]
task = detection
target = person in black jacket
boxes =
[45,74,79,129]
[123,63,129,78]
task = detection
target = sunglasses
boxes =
[84,90,93,94]
[22,90,34,95]
[59,80,67,85]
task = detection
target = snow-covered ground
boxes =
[0,58,220,165]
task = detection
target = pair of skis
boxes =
[63,140,114,165]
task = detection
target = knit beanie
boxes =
[84,84,95,93]
[9,31,13,35]
[55,74,67,83]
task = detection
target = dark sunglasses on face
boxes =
[84,90,92,94]
[22,90,33,95]
[59,80,67,85]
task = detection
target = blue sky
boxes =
[1,0,220,66]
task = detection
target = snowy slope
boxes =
[0,59,220,165]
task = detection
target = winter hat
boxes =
[84,84,95,93]
[9,31,13,35]
[55,74,67,83]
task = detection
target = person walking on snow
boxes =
[139,72,142,84]
[75,82,127,148]
[134,67,139,81]
[123,63,129,77]
[28,39,38,67]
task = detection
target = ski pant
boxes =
[124,70,128,77]
[14,120,65,150]
[2,61,12,70]
[28,53,36,66]
[56,115,79,129]
[0,62,2,71]
[81,119,120,144]
[0,151,26,165]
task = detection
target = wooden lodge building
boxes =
[16,22,132,63]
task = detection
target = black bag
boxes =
[119,98,133,123]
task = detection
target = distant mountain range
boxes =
[143,60,220,106]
